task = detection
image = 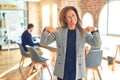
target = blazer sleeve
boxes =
[40,29,56,46]
[85,31,102,48]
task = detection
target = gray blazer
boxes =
[40,27,102,79]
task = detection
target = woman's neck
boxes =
[68,26,76,30]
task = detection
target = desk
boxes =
[34,42,57,51]
[41,42,57,67]
[41,42,57,51]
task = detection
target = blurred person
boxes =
[21,23,40,52]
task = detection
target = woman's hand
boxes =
[85,26,97,32]
[45,26,58,33]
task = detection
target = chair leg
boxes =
[44,62,52,80]
[112,59,116,71]
[92,69,96,80]
[19,56,25,70]
[35,64,41,80]
[40,65,43,80]
[112,45,120,71]
[96,67,102,80]
[27,63,35,77]
[19,68,26,80]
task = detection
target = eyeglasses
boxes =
[66,14,76,19]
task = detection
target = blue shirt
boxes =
[64,29,76,80]
[21,30,39,51]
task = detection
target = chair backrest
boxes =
[86,49,103,68]
[17,43,30,57]
[27,46,47,62]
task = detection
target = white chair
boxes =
[26,46,52,80]
[85,49,103,80]
[17,43,31,70]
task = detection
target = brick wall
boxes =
[80,0,107,27]
[28,0,108,34]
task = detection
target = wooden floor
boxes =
[0,49,23,80]
[0,48,57,80]
[0,48,120,80]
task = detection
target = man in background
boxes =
[21,23,40,52]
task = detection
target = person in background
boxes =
[40,6,101,80]
[21,23,40,52]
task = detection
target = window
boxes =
[52,4,57,28]
[82,12,94,29]
[42,5,50,30]
[42,4,57,30]
[99,1,120,36]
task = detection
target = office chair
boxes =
[85,49,103,80]
[26,46,52,80]
[17,43,31,70]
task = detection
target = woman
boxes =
[40,6,101,80]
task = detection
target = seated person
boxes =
[21,23,40,52]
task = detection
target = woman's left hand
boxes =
[85,26,97,32]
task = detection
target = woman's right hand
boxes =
[45,26,58,33]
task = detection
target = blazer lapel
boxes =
[76,28,82,50]
[61,28,68,54]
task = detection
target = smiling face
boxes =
[65,9,77,30]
